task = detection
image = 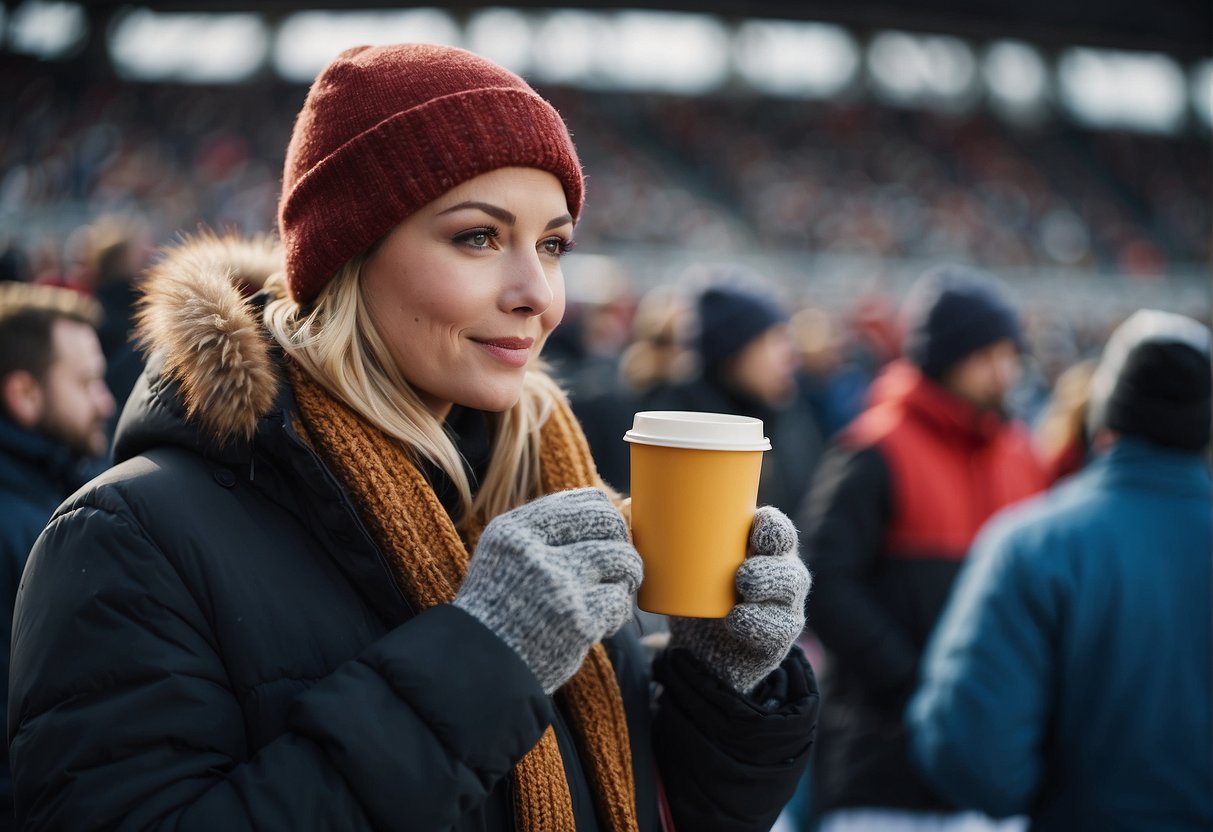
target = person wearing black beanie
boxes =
[901,265,1024,381]
[898,265,1026,419]
[908,308,1213,831]
[696,284,790,380]
[650,276,824,521]
[799,263,1047,830]
[1085,308,1212,451]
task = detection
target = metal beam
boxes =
[72,1,1212,60]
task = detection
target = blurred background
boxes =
[0,0,1209,428]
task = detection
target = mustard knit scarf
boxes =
[288,362,639,832]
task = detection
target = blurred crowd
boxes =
[4,53,1205,436]
[3,54,1210,282]
[548,262,1201,494]
[636,95,1211,274]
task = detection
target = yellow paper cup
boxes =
[625,411,770,618]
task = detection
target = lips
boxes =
[473,336,535,368]
[479,337,534,350]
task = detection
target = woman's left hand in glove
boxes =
[667,506,811,695]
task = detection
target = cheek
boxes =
[71,385,97,422]
[374,283,461,346]
[755,341,790,379]
[1007,359,1022,384]
[540,286,567,334]
[39,394,70,432]
[994,358,1018,390]
[773,341,797,375]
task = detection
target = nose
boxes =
[999,352,1020,387]
[773,328,799,377]
[501,249,554,317]
[94,380,116,421]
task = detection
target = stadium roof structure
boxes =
[52,0,1213,61]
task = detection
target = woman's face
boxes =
[362,167,572,419]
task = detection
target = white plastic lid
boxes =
[623,411,771,451]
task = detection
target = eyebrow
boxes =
[438,201,572,231]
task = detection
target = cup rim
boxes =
[623,410,771,451]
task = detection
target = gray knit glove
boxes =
[667,506,811,695]
[454,488,643,694]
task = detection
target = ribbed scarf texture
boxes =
[288,361,639,832]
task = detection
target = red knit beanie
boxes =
[278,43,585,305]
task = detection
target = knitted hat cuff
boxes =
[1105,389,1211,450]
[899,265,1022,380]
[915,303,1023,379]
[280,86,583,304]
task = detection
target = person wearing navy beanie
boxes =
[900,265,1025,382]
[799,263,1047,831]
[696,285,790,378]
[651,275,824,520]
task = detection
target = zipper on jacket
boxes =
[286,424,416,618]
[507,773,519,830]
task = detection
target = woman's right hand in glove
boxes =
[453,487,643,694]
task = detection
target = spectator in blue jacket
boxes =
[907,308,1213,831]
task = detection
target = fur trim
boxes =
[134,231,284,443]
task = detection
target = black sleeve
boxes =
[797,442,918,701]
[9,493,553,831]
[652,646,818,832]
[0,525,32,819]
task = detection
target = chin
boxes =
[459,386,524,414]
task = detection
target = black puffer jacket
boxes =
[8,237,818,831]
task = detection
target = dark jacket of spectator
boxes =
[0,416,83,609]
[0,415,92,822]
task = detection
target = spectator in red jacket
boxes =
[799,264,1048,832]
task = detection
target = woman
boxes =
[9,44,816,831]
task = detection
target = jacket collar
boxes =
[1089,436,1212,499]
[115,232,285,464]
[869,359,1007,444]
[119,233,419,626]
[0,415,81,492]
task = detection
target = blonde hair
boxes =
[1035,358,1097,461]
[263,253,563,529]
[618,285,694,392]
[0,281,103,327]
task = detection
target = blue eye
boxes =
[542,237,575,257]
[454,227,499,249]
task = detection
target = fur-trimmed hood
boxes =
[130,233,286,447]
